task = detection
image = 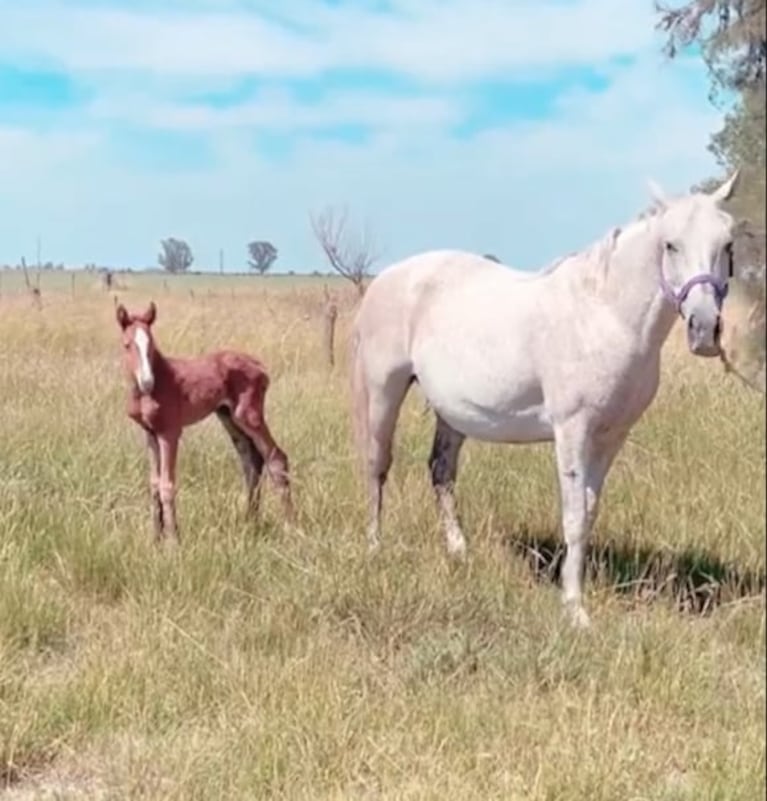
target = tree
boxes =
[657,0,766,266]
[247,240,278,275]
[656,0,765,90]
[158,238,193,273]
[709,86,765,246]
[310,205,381,296]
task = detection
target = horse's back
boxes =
[356,250,504,325]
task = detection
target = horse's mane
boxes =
[532,189,702,291]
[534,203,660,277]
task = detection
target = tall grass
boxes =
[0,275,763,800]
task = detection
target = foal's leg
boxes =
[216,407,265,516]
[553,421,595,628]
[157,431,181,543]
[231,400,294,524]
[428,416,467,558]
[145,431,164,540]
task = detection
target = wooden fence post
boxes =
[323,285,338,369]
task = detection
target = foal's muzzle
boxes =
[136,373,155,394]
[687,312,722,358]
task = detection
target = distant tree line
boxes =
[154,218,383,295]
[155,237,280,276]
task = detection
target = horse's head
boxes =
[116,301,158,393]
[649,171,739,358]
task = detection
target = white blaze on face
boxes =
[133,328,154,393]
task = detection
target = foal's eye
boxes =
[665,241,678,254]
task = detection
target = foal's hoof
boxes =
[161,534,181,552]
[283,519,305,537]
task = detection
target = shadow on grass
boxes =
[504,527,766,615]
[1,748,56,792]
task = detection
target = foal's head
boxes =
[649,170,739,358]
[116,302,158,393]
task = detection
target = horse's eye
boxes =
[665,241,678,254]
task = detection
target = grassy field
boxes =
[0,271,764,800]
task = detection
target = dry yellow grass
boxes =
[0,271,764,800]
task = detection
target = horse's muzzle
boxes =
[687,312,722,358]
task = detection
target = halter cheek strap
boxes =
[660,271,729,315]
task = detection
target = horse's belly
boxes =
[416,370,552,443]
[437,402,553,443]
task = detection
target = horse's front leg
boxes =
[145,430,164,541]
[158,430,181,544]
[428,416,467,558]
[553,421,597,629]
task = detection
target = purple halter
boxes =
[659,271,729,315]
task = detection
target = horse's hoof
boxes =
[446,538,468,561]
[565,604,592,630]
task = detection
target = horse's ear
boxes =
[144,301,157,326]
[116,304,130,330]
[711,169,740,205]
[646,178,668,210]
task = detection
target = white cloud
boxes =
[0,1,726,272]
[87,89,462,133]
[3,0,661,82]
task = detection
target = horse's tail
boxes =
[349,325,369,472]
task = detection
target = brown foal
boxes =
[116,301,293,542]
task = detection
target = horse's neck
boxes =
[601,219,677,356]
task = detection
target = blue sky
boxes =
[0,0,725,272]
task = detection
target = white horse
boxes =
[350,172,739,627]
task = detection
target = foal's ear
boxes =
[142,301,157,326]
[116,304,130,330]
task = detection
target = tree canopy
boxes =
[158,238,194,273]
[248,241,279,275]
[657,0,765,273]
[657,1,765,374]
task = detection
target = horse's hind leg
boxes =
[429,416,467,558]
[216,407,265,516]
[352,350,413,553]
[231,399,294,524]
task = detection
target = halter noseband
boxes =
[660,271,729,315]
